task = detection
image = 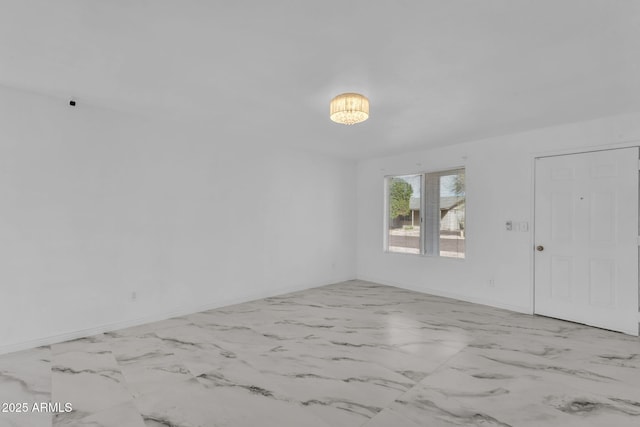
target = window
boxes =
[386,168,465,259]
[386,174,422,254]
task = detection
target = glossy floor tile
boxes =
[1,280,639,426]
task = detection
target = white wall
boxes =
[357,112,640,313]
[0,86,357,354]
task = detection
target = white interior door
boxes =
[534,148,639,335]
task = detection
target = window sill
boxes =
[384,250,466,261]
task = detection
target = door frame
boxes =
[531,142,640,331]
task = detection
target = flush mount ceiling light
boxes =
[330,93,369,125]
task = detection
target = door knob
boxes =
[536,245,544,251]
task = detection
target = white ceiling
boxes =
[1,0,639,158]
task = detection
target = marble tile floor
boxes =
[1,280,639,427]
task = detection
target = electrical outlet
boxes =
[488,279,495,287]
[505,221,513,231]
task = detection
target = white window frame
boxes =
[384,167,465,259]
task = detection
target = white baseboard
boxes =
[0,275,357,356]
[357,275,532,315]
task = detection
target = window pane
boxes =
[439,171,465,258]
[387,175,421,254]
